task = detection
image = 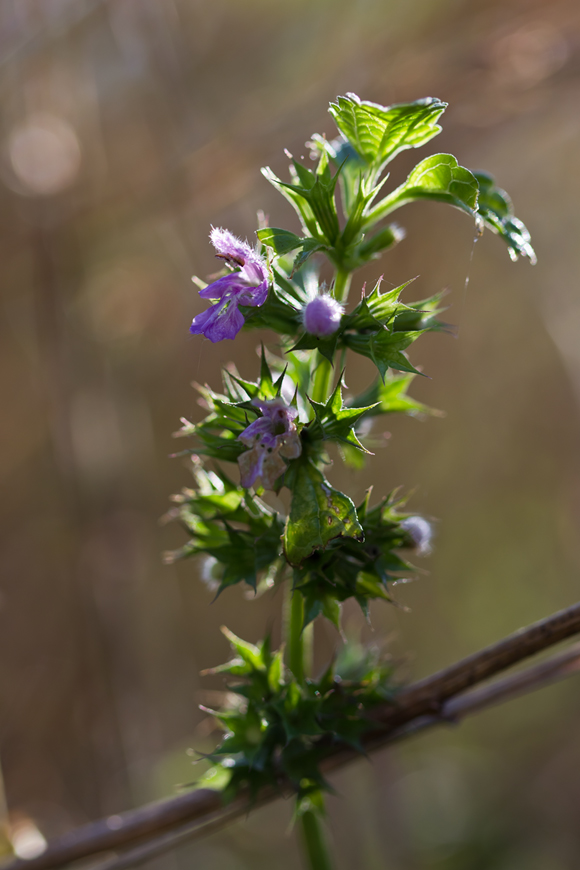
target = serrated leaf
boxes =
[343,328,427,380]
[349,372,441,418]
[221,627,264,670]
[367,153,479,225]
[283,460,363,566]
[474,171,536,264]
[329,94,447,173]
[289,330,340,365]
[307,380,377,451]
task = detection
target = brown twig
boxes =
[83,641,580,870]
[4,600,580,870]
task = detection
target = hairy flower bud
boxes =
[400,516,433,555]
[302,295,343,337]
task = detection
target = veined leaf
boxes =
[366,154,479,225]
[329,94,447,174]
[283,460,363,566]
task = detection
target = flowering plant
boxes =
[166,93,533,868]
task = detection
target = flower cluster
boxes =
[237,397,301,489]
[190,228,269,342]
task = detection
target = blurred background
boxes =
[1,0,580,867]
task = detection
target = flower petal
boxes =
[198,274,244,299]
[238,279,269,308]
[238,444,265,488]
[210,227,255,264]
[238,416,275,447]
[190,298,245,342]
[260,448,287,490]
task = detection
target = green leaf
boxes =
[166,462,285,592]
[257,227,304,255]
[352,223,406,265]
[289,330,340,365]
[366,154,479,225]
[329,94,447,173]
[283,460,363,566]
[292,238,328,271]
[256,228,328,273]
[267,647,285,692]
[349,372,441,418]
[307,380,377,452]
[343,328,427,381]
[240,283,302,336]
[474,171,536,264]
[221,627,265,671]
[350,278,415,328]
[261,161,341,246]
[262,166,320,239]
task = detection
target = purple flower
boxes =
[190,228,268,342]
[302,294,344,337]
[237,398,302,490]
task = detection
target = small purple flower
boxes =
[190,228,268,342]
[400,516,433,555]
[237,398,302,490]
[302,294,344,337]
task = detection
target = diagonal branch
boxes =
[4,600,580,870]
[86,641,580,870]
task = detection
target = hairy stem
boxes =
[299,811,335,870]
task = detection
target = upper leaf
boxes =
[474,171,536,264]
[366,154,479,225]
[329,94,447,174]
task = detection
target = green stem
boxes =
[311,355,332,404]
[286,584,305,683]
[333,267,352,305]
[299,811,335,870]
